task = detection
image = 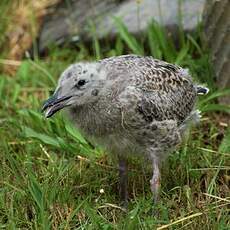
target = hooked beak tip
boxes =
[41,94,57,112]
[41,95,72,118]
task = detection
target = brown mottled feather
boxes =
[100,55,196,124]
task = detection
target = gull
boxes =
[42,55,208,208]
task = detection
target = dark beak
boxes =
[42,94,72,118]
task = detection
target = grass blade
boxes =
[113,17,144,55]
[200,104,230,113]
[199,89,230,105]
[24,126,62,148]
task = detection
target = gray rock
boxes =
[38,0,205,52]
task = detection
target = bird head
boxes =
[42,62,105,118]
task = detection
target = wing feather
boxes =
[100,55,197,124]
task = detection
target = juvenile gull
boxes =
[42,55,208,207]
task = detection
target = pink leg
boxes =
[150,158,161,204]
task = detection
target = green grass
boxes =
[0,17,230,229]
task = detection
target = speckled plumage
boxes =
[64,55,198,157]
[42,54,208,207]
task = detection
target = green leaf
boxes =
[88,20,101,60]
[147,22,162,59]
[0,77,5,98]
[11,84,21,104]
[19,109,43,121]
[187,34,203,56]
[175,43,190,65]
[200,104,230,113]
[199,89,230,105]
[147,20,176,62]
[28,174,43,211]
[23,126,61,148]
[113,17,144,55]
[17,61,30,80]
[65,121,88,145]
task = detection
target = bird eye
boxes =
[77,79,86,87]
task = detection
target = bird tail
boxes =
[196,85,209,95]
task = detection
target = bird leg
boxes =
[150,158,161,205]
[118,156,128,208]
